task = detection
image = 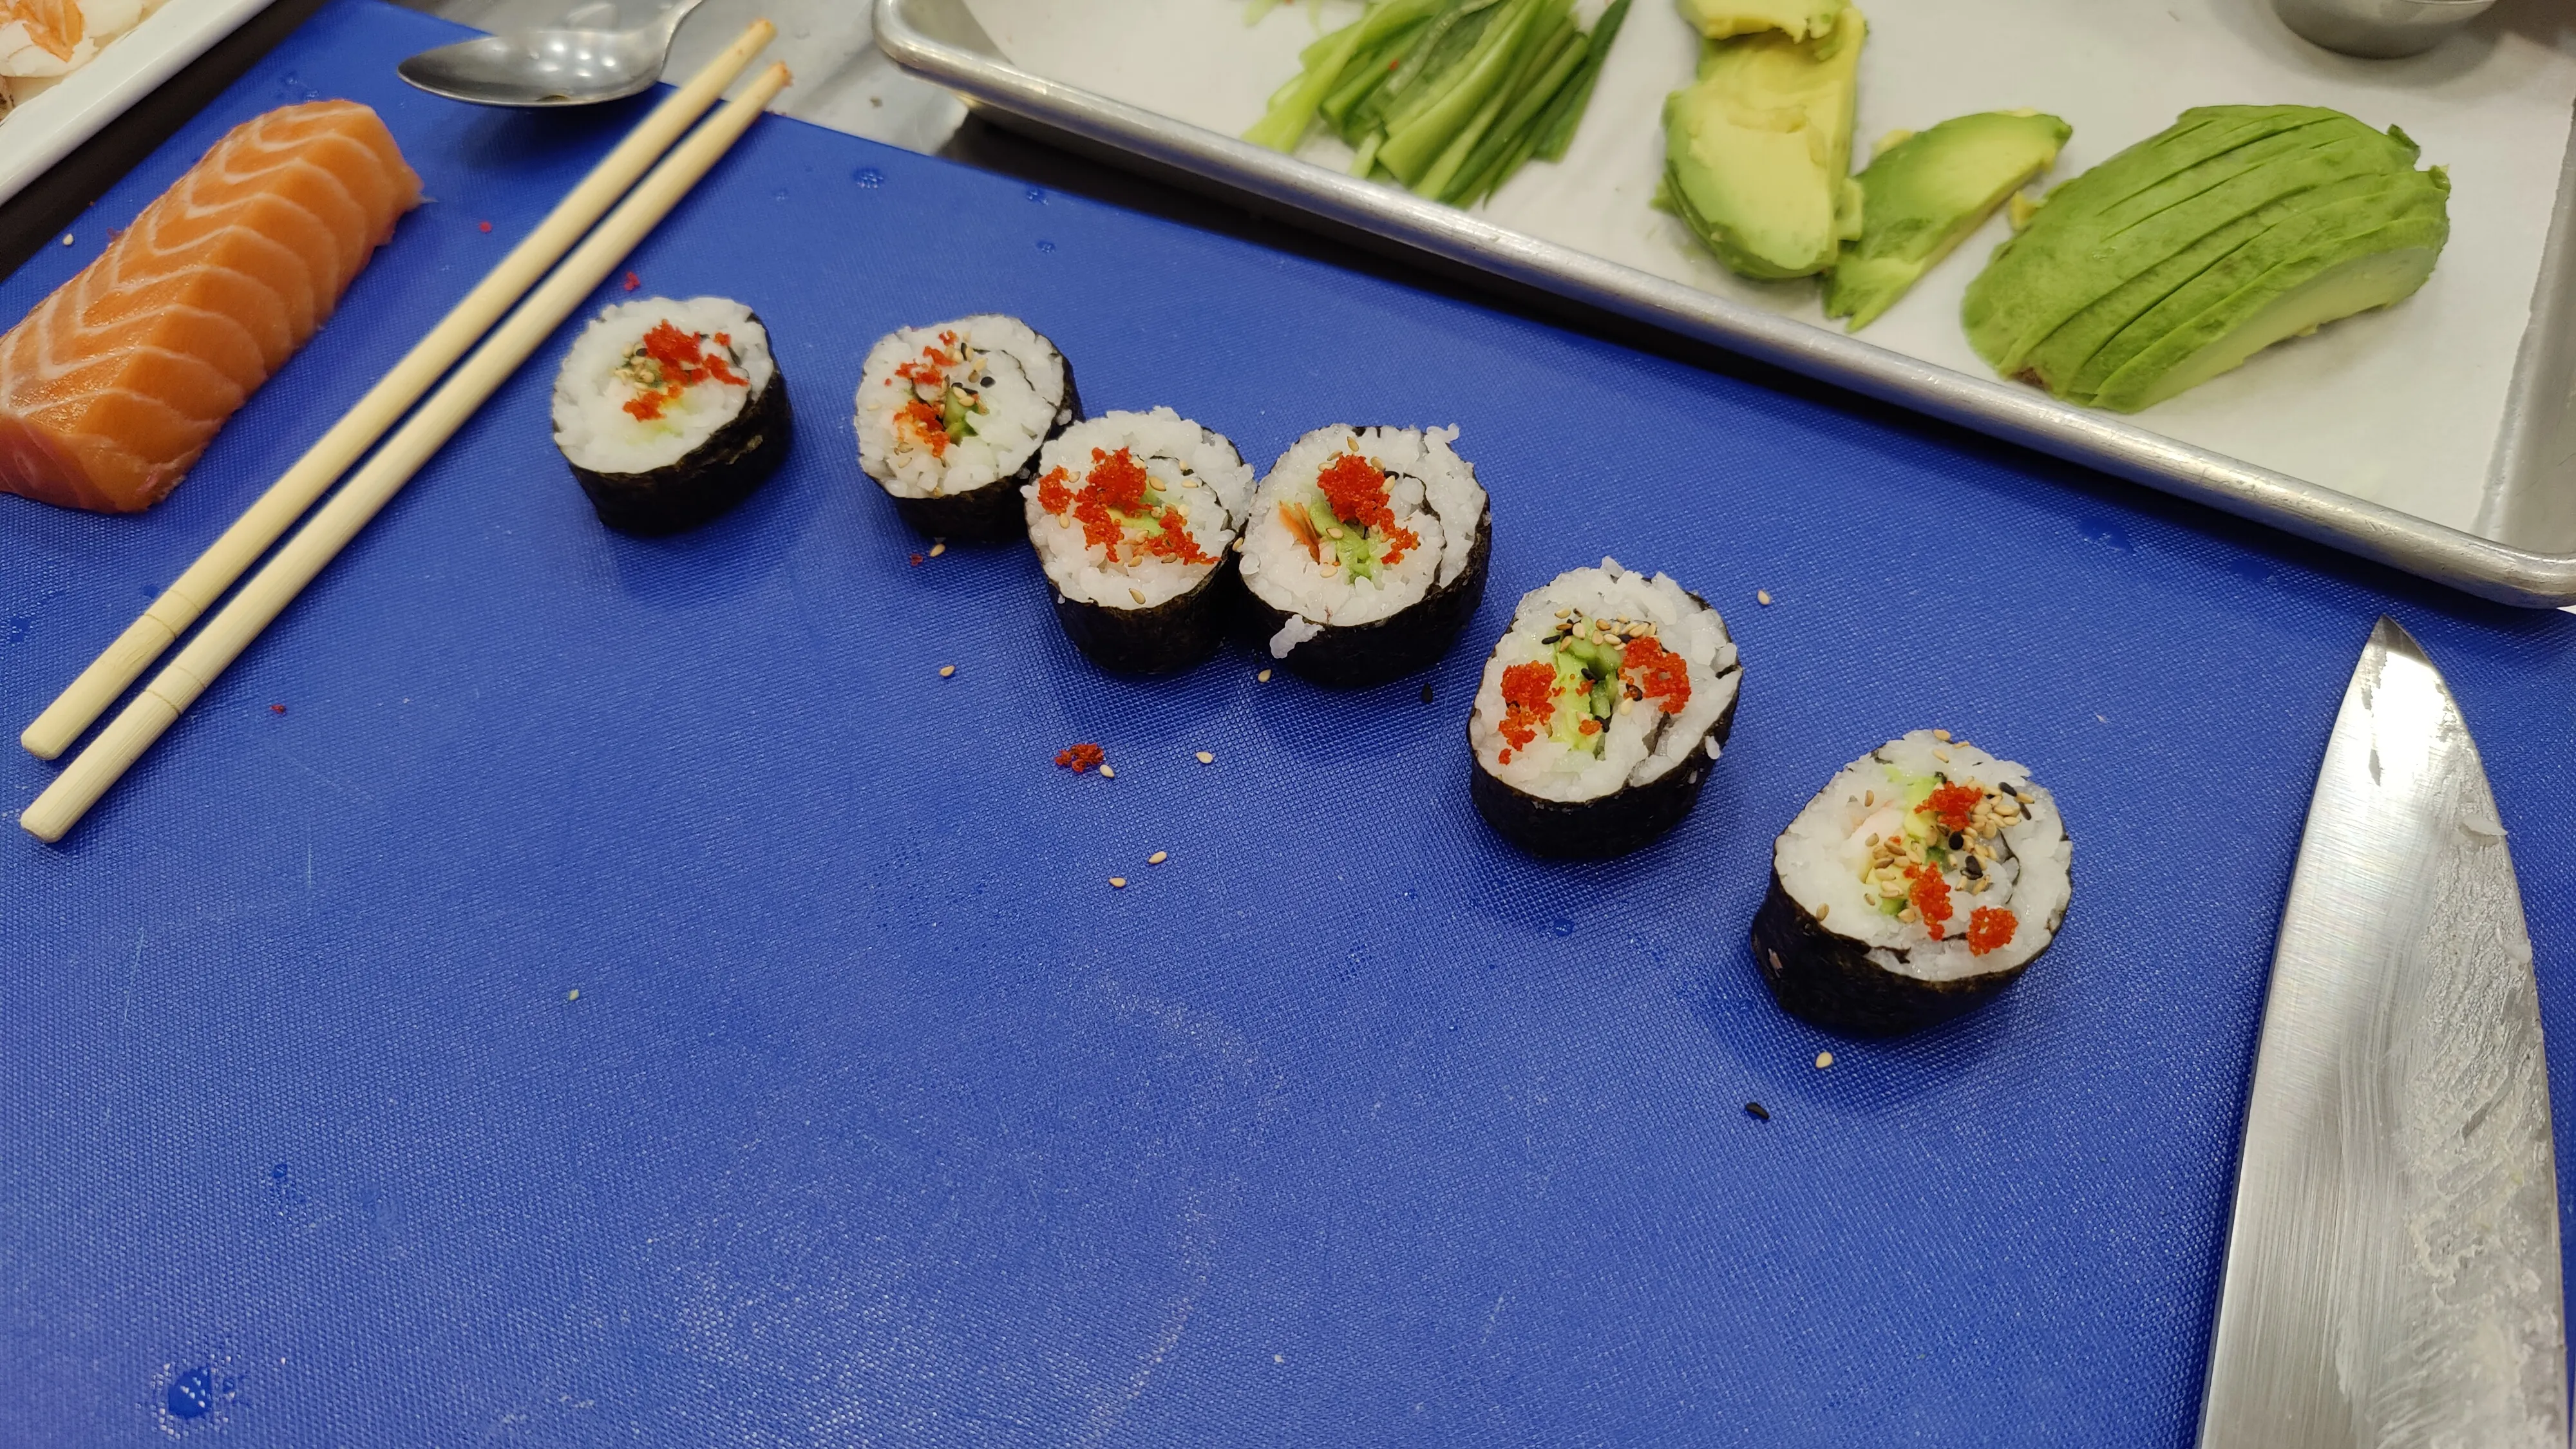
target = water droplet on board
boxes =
[1036,240,1056,252]
[772,187,789,202]
[166,1367,214,1419]
[1550,917,1576,937]
[2077,517,2133,553]
[853,167,884,188]
[269,1163,289,1184]
[1025,186,1045,202]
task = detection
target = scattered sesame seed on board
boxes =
[938,665,955,677]
[1420,683,1434,705]
[1756,589,1773,605]
[1148,851,1168,866]
[1815,1051,1833,1069]
[1108,876,1127,889]
[61,234,74,246]
[1195,751,1214,764]
[1257,669,1272,682]
[2096,714,2107,723]
[567,989,580,1001]
[1097,764,1115,779]
[1744,1101,1771,1121]
[929,542,947,558]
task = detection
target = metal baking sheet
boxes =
[875,0,2576,607]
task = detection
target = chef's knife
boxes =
[2198,617,2566,1448]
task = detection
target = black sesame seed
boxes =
[1996,781,2020,797]
[1964,857,1983,878]
[1420,683,1435,705]
[1948,831,1965,850]
[1744,1101,1770,1122]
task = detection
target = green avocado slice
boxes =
[2060,169,2447,401]
[1660,5,1866,279]
[1964,108,2413,375]
[2090,209,2448,411]
[1822,109,2070,331]
[1677,0,1845,40]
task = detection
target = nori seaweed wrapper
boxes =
[875,339,1081,544]
[1245,505,1492,688]
[567,361,792,538]
[1468,679,1739,858]
[1748,869,2045,1037]
[1050,559,1241,676]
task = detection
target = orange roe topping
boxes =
[1619,636,1692,714]
[897,399,950,457]
[1967,907,2018,956]
[620,319,747,421]
[1040,448,1209,562]
[1036,466,1073,516]
[1577,717,1600,735]
[1313,452,1421,565]
[1055,743,1104,773]
[1496,661,1558,762]
[1920,782,1983,835]
[891,332,962,395]
[1904,864,1956,940]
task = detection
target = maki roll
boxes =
[1238,425,1490,687]
[1753,732,2072,1036]
[1024,408,1255,676]
[1467,560,1741,858]
[856,314,1079,540]
[551,296,790,536]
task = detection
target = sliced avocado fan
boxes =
[1823,110,2070,331]
[1660,5,1867,279]
[1960,104,2449,412]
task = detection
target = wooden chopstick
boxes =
[19,61,795,843]
[17,19,780,764]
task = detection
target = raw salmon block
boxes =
[0,99,421,513]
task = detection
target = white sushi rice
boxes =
[1240,426,1487,655]
[1022,408,1253,609]
[855,314,1070,499]
[1774,732,2071,980]
[1468,559,1740,803]
[552,296,773,476]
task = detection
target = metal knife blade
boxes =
[2198,617,2566,1449]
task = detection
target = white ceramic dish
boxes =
[0,0,282,211]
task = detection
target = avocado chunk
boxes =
[1676,0,1844,41]
[1661,5,1867,280]
[1961,104,2449,410]
[1822,110,2070,331]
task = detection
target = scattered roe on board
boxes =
[1036,448,1214,565]
[1055,743,1105,773]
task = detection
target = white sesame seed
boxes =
[1097,764,1115,779]
[927,542,947,558]
[1148,851,1168,866]
[1933,729,1951,742]
[938,665,955,677]
[1195,751,1214,764]
[1129,587,1146,604]
[1815,902,1830,920]
[60,234,73,247]
[1109,877,1127,889]
[1756,589,1774,605]
[566,989,579,1001]
[1814,1050,1833,1068]
[1257,670,1272,682]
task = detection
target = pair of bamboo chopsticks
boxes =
[18,28,793,842]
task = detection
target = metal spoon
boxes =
[397,0,710,108]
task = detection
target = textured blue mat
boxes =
[5,5,2575,1443]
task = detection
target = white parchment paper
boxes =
[965,0,2576,532]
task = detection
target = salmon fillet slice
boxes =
[0,99,422,513]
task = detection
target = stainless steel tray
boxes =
[876,0,2576,607]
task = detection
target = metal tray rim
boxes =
[875,0,2576,608]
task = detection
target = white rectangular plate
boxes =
[0,0,283,211]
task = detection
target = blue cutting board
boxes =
[5,5,2574,1443]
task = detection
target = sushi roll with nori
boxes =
[1467,560,1741,858]
[1238,426,1491,687]
[856,314,1078,540]
[1024,408,1255,675]
[1754,732,2072,1036]
[551,296,790,536]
